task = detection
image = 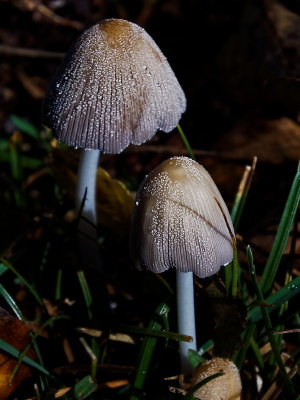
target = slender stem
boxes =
[76,149,103,270]
[177,124,196,161]
[76,149,100,224]
[176,270,197,374]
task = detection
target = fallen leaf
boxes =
[215,117,300,164]
[0,308,36,399]
[50,147,135,234]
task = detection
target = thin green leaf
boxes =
[231,157,257,231]
[0,263,8,276]
[130,302,170,400]
[60,375,97,399]
[198,339,214,356]
[0,283,24,321]
[10,114,40,140]
[188,349,204,368]
[259,162,300,294]
[0,152,44,169]
[182,372,224,400]
[247,246,297,397]
[0,258,43,306]
[226,158,256,294]
[77,270,93,320]
[79,321,191,342]
[177,124,196,161]
[234,324,256,369]
[247,275,300,324]
[0,338,50,376]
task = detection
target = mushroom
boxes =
[130,156,234,373]
[190,357,242,399]
[42,18,186,268]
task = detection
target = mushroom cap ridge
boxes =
[130,156,234,278]
[42,18,186,153]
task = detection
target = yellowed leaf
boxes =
[50,147,134,234]
[0,308,36,400]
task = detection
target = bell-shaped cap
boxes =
[42,18,186,153]
[130,156,234,278]
[191,357,242,399]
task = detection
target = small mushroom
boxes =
[42,19,186,267]
[190,357,242,400]
[130,156,234,373]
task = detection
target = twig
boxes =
[0,44,65,59]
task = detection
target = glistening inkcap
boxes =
[191,357,242,399]
[42,18,186,153]
[130,156,234,278]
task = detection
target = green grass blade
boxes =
[247,246,297,397]
[247,275,300,324]
[259,162,300,294]
[10,114,40,140]
[60,375,97,399]
[234,324,256,369]
[77,270,93,320]
[249,336,265,372]
[188,349,205,368]
[182,373,224,400]
[0,258,43,306]
[198,339,214,356]
[0,281,48,388]
[55,268,63,301]
[177,124,196,161]
[130,302,170,400]
[0,283,24,321]
[226,159,256,294]
[0,338,50,375]
[79,321,191,342]
[231,157,257,231]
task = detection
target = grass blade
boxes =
[0,338,50,375]
[247,275,300,324]
[78,321,191,343]
[0,258,43,306]
[10,114,40,140]
[247,246,297,397]
[182,372,224,400]
[77,270,93,320]
[0,283,24,321]
[59,375,97,399]
[226,158,256,294]
[259,162,300,294]
[130,302,170,400]
[177,124,196,161]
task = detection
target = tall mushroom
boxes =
[130,156,234,374]
[42,18,186,268]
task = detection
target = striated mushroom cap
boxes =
[42,18,186,153]
[191,357,242,400]
[130,156,234,278]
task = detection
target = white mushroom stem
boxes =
[76,149,102,270]
[176,270,197,375]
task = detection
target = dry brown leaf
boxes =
[50,147,135,234]
[0,308,36,399]
[264,0,300,75]
[215,117,300,164]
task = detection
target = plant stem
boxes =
[76,149,102,270]
[177,124,196,161]
[177,270,197,374]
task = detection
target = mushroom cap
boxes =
[42,18,186,153]
[130,156,234,278]
[191,357,242,400]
